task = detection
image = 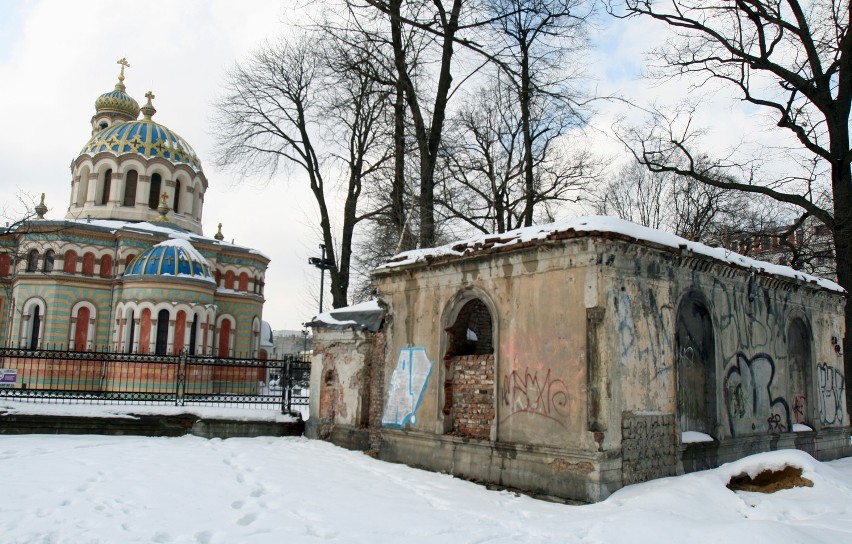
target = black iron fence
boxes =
[0,347,311,415]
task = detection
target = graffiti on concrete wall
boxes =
[817,362,845,425]
[792,395,807,424]
[382,347,433,428]
[613,287,672,377]
[723,352,791,435]
[501,366,569,427]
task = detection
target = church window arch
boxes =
[63,250,77,273]
[139,308,152,354]
[124,307,137,353]
[26,249,39,272]
[173,310,187,354]
[215,270,222,287]
[82,252,95,276]
[76,166,91,207]
[188,313,200,356]
[148,173,162,209]
[99,168,112,205]
[224,270,235,290]
[155,308,170,355]
[123,170,138,206]
[238,272,248,292]
[216,315,235,357]
[43,250,55,272]
[99,254,113,278]
[70,302,97,351]
[20,298,46,350]
[0,254,10,277]
[173,179,182,213]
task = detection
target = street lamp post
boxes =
[308,244,335,314]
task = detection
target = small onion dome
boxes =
[95,59,140,119]
[124,238,214,284]
[80,117,203,173]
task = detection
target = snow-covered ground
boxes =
[1,434,851,544]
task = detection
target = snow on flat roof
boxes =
[377,215,843,292]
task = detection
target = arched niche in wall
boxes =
[788,317,813,427]
[675,291,717,436]
[441,292,497,440]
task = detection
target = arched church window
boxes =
[21,300,44,350]
[29,305,41,350]
[26,250,39,272]
[0,254,10,277]
[188,314,198,356]
[148,173,162,209]
[63,250,77,273]
[123,170,138,206]
[99,255,113,278]
[73,306,92,351]
[82,252,95,276]
[43,250,55,272]
[225,271,235,290]
[99,169,112,205]
[125,309,136,354]
[173,180,181,213]
[238,272,248,292]
[139,308,152,354]
[173,310,187,355]
[155,309,170,355]
[217,319,232,357]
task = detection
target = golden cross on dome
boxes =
[145,90,155,103]
[117,58,130,81]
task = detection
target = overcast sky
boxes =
[0,1,774,330]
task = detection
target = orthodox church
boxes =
[0,60,270,357]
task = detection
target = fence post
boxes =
[175,351,187,407]
[278,357,287,414]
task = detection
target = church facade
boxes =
[0,60,269,357]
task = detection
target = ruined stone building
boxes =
[307,217,850,503]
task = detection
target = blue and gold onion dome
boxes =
[124,238,214,284]
[95,86,140,119]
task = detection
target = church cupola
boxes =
[68,62,208,235]
[91,58,140,134]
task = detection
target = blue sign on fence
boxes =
[0,369,17,388]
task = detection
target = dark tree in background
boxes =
[618,0,852,414]
[213,34,391,309]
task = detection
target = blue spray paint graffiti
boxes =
[382,347,434,428]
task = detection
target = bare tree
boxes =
[440,74,598,233]
[486,0,594,226]
[593,161,669,230]
[617,0,852,414]
[594,160,747,241]
[213,34,391,309]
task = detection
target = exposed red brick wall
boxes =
[366,330,386,454]
[451,354,495,439]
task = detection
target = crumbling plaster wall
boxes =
[596,240,848,445]
[308,328,376,439]
[373,238,602,452]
